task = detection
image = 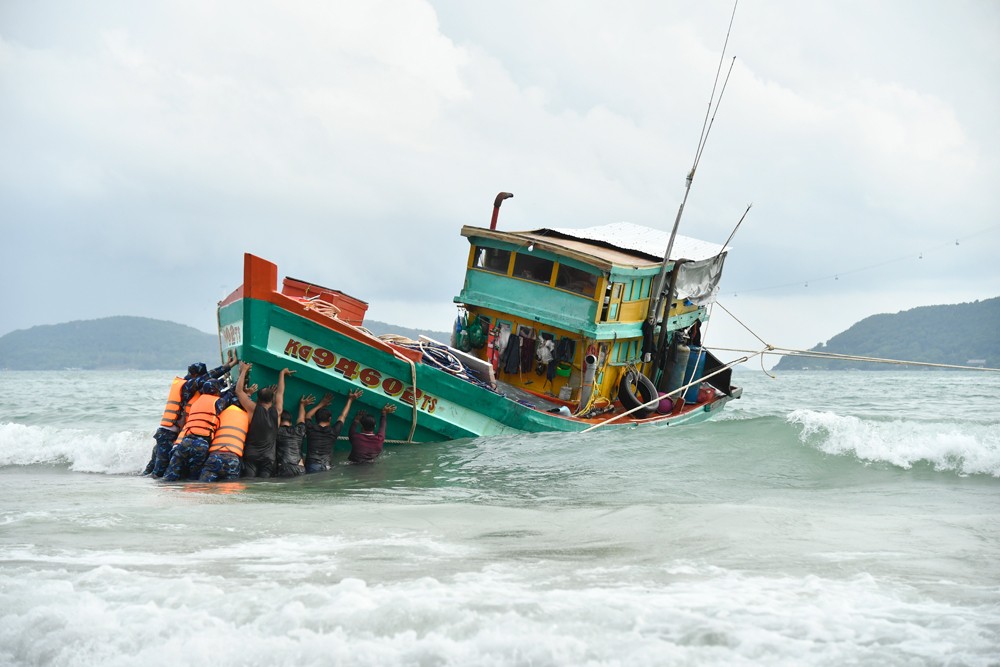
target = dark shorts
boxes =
[241,456,274,479]
[199,452,242,482]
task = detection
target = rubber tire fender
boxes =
[618,369,657,418]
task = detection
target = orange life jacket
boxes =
[176,388,203,435]
[209,405,249,457]
[180,394,219,440]
[159,377,185,429]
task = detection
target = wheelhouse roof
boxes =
[461,222,727,271]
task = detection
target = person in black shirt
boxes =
[304,389,362,473]
[235,361,293,478]
[275,394,314,477]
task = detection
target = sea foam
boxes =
[0,557,996,667]
[0,422,148,474]
[787,409,1000,477]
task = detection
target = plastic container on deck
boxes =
[683,346,706,403]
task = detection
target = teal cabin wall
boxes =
[457,270,599,336]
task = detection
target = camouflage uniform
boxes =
[198,452,242,482]
[143,427,180,477]
[161,436,210,482]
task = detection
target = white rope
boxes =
[581,348,765,434]
[713,299,999,373]
[390,349,419,443]
[709,345,1000,373]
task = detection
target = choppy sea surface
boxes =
[1,369,998,666]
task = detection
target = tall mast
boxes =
[649,2,738,324]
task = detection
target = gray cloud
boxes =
[2,0,997,361]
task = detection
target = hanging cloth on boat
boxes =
[501,335,522,374]
[556,337,574,363]
[546,357,558,380]
[537,338,555,364]
[687,319,702,347]
[641,319,655,363]
[519,331,536,373]
[497,323,511,355]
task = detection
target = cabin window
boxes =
[474,247,512,274]
[512,253,554,284]
[614,339,640,363]
[600,282,625,322]
[555,264,599,297]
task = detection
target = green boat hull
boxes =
[218,296,733,444]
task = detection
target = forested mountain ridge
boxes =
[773,297,999,370]
[0,316,451,370]
[0,317,219,370]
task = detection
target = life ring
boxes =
[618,369,657,418]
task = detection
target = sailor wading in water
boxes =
[274,395,311,477]
[198,386,249,483]
[161,379,223,481]
[235,362,292,479]
[304,389,362,473]
[348,403,397,463]
[142,353,236,478]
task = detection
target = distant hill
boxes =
[0,317,220,371]
[773,297,999,370]
[0,316,452,371]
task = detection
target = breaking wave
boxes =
[0,422,149,475]
[787,409,1000,477]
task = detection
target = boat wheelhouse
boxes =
[453,221,738,419]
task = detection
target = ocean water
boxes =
[0,369,998,666]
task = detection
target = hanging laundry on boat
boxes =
[501,335,522,374]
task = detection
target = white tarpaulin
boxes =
[675,254,727,305]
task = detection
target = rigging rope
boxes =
[713,300,1000,373]
[709,345,1000,373]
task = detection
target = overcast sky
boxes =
[2,1,998,365]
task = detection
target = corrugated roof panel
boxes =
[545,222,726,262]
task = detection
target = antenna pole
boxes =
[649,2,738,328]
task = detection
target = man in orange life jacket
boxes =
[142,356,236,477]
[162,379,223,482]
[199,390,250,482]
[235,361,292,478]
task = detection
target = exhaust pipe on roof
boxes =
[489,192,514,230]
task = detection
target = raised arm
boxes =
[378,403,396,439]
[234,361,257,414]
[337,389,363,424]
[208,349,239,380]
[274,368,295,415]
[297,394,315,425]
[305,392,333,421]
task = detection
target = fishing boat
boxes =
[216,199,742,443]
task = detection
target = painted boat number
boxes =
[281,337,439,414]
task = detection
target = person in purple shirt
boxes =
[347,403,397,463]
